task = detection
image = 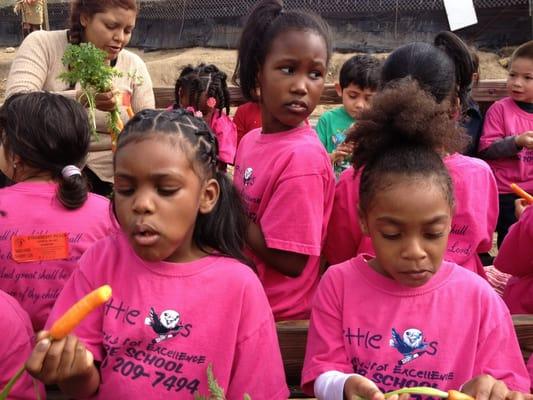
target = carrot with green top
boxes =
[0,285,112,399]
[352,387,475,400]
[510,183,533,205]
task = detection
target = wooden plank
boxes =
[512,314,533,363]
[277,320,309,398]
[153,80,507,110]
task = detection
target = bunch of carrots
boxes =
[59,43,133,151]
[0,285,112,399]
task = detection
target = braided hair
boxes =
[174,64,231,118]
[114,108,249,265]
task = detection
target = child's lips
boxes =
[132,224,160,246]
[285,101,308,114]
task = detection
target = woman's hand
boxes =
[25,331,95,386]
[462,374,528,400]
[77,89,118,112]
[331,142,355,164]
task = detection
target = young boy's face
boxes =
[507,57,533,103]
[336,83,375,119]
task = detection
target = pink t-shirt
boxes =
[479,97,533,193]
[302,255,530,395]
[324,154,498,278]
[494,205,533,314]
[233,125,335,320]
[0,290,45,399]
[0,182,114,331]
[210,111,237,165]
[46,233,288,400]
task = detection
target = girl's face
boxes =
[258,29,327,133]
[507,57,533,103]
[360,176,452,287]
[114,136,219,263]
[80,7,136,61]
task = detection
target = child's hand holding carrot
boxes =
[462,374,528,400]
[515,198,529,220]
[515,131,533,150]
[344,375,410,400]
[25,331,99,396]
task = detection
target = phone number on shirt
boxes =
[108,356,200,394]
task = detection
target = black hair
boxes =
[0,92,90,209]
[433,31,474,112]
[349,79,460,215]
[511,40,533,64]
[339,54,382,90]
[114,108,249,265]
[381,42,456,104]
[174,63,231,117]
[233,0,332,102]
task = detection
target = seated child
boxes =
[316,54,381,177]
[173,63,237,170]
[0,92,114,331]
[479,40,533,247]
[302,80,530,400]
[494,199,533,314]
[0,289,45,399]
[24,109,288,399]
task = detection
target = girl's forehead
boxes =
[266,29,328,61]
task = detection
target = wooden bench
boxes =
[276,315,533,399]
[153,80,508,112]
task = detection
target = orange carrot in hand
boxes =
[49,284,112,340]
[510,183,533,205]
[126,106,135,118]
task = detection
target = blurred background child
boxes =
[173,63,237,170]
[0,92,114,331]
[479,40,533,247]
[316,54,381,178]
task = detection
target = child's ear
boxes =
[80,13,89,28]
[199,178,220,214]
[358,206,370,236]
[335,83,343,98]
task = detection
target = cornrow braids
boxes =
[114,108,250,265]
[174,64,231,117]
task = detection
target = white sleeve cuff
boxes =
[314,370,361,400]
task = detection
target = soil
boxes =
[0,46,512,110]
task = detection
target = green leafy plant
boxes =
[59,43,123,141]
[194,364,251,400]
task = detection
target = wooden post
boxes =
[43,0,49,31]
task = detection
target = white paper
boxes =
[443,0,478,31]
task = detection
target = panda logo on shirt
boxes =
[145,307,184,343]
[390,327,429,365]
[243,167,255,186]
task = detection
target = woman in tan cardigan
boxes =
[6,0,155,196]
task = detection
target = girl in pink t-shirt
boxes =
[231,0,335,321]
[24,108,288,400]
[302,80,530,400]
[325,34,498,279]
[479,40,533,247]
[0,92,114,331]
[494,200,533,314]
[171,63,237,170]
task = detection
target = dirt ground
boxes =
[0,46,511,111]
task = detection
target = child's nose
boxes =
[402,239,427,260]
[290,76,308,94]
[132,192,155,214]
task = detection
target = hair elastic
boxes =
[61,165,82,178]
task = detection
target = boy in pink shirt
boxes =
[24,109,288,399]
[0,289,45,399]
[494,201,533,314]
[232,1,335,321]
[0,92,114,331]
[303,79,529,400]
[325,39,498,278]
[479,40,533,246]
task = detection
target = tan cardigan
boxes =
[6,29,155,182]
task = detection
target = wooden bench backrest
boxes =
[277,315,533,397]
[153,80,508,111]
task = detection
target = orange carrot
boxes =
[447,390,475,400]
[49,284,112,340]
[510,183,533,204]
[126,106,135,118]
